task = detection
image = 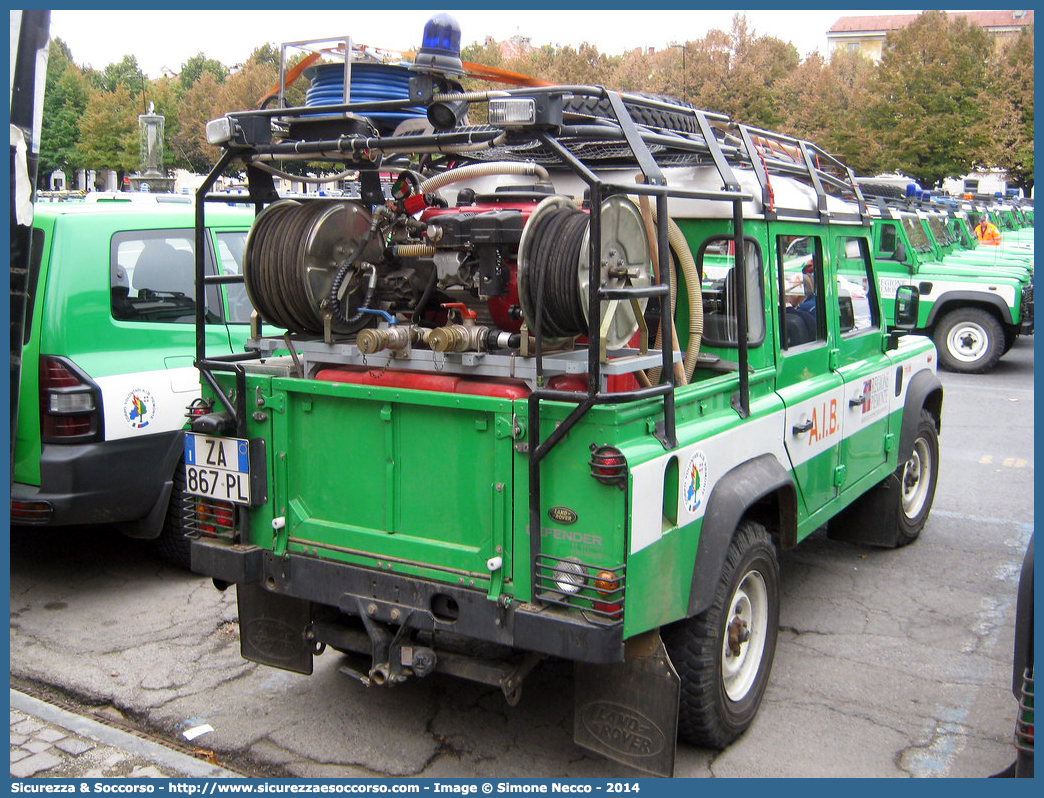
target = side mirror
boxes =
[893,241,907,264]
[893,285,919,329]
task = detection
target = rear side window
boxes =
[110,230,219,323]
[696,237,765,348]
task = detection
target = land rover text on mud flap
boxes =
[186,19,943,776]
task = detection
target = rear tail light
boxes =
[39,357,102,443]
[593,569,623,617]
[11,499,54,524]
[186,497,236,538]
[589,444,627,488]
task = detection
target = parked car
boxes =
[10,203,255,565]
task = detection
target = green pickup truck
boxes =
[184,46,944,777]
[862,197,1033,373]
[11,203,255,564]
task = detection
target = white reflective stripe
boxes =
[878,274,1017,308]
[783,385,846,468]
[94,367,200,441]
[630,414,788,555]
[628,354,937,554]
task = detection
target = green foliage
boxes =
[249,43,281,71]
[76,84,139,175]
[980,27,1034,191]
[39,39,91,184]
[179,53,228,94]
[867,11,994,188]
[96,54,148,101]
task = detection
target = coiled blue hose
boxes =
[304,63,425,132]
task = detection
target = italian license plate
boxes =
[184,433,251,504]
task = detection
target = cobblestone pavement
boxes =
[10,689,242,779]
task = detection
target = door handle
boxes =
[849,395,865,407]
[792,419,813,435]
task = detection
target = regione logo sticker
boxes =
[123,389,156,429]
[682,450,708,515]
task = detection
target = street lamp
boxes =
[670,43,687,103]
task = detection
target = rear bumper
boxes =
[11,431,182,535]
[191,536,625,664]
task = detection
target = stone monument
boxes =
[129,102,175,193]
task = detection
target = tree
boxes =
[867,10,994,188]
[980,27,1033,192]
[249,43,281,71]
[96,54,148,104]
[778,49,881,175]
[178,52,228,94]
[77,84,139,184]
[39,39,91,187]
[169,71,222,174]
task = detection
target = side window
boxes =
[776,234,825,349]
[879,223,897,256]
[111,231,218,323]
[696,236,764,348]
[833,236,878,335]
[215,231,251,323]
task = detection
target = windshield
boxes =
[927,216,956,246]
[900,215,932,253]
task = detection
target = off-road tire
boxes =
[932,307,1003,374]
[894,410,939,547]
[662,521,779,748]
[153,461,192,568]
[563,92,698,133]
[1002,326,1018,355]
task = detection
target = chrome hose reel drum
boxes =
[243,199,384,335]
[517,195,652,350]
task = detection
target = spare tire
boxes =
[563,92,698,134]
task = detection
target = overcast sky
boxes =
[49,8,921,79]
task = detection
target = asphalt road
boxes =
[9,337,1034,778]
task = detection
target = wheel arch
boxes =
[898,369,943,463]
[686,453,797,618]
[925,292,1016,329]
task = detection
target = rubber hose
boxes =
[418,161,551,195]
[647,219,702,384]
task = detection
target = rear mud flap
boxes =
[573,631,680,777]
[237,583,314,675]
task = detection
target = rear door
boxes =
[830,235,892,494]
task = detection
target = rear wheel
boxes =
[932,307,1003,373]
[662,521,779,748]
[153,460,192,568]
[894,410,940,547]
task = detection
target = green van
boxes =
[11,203,255,564]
